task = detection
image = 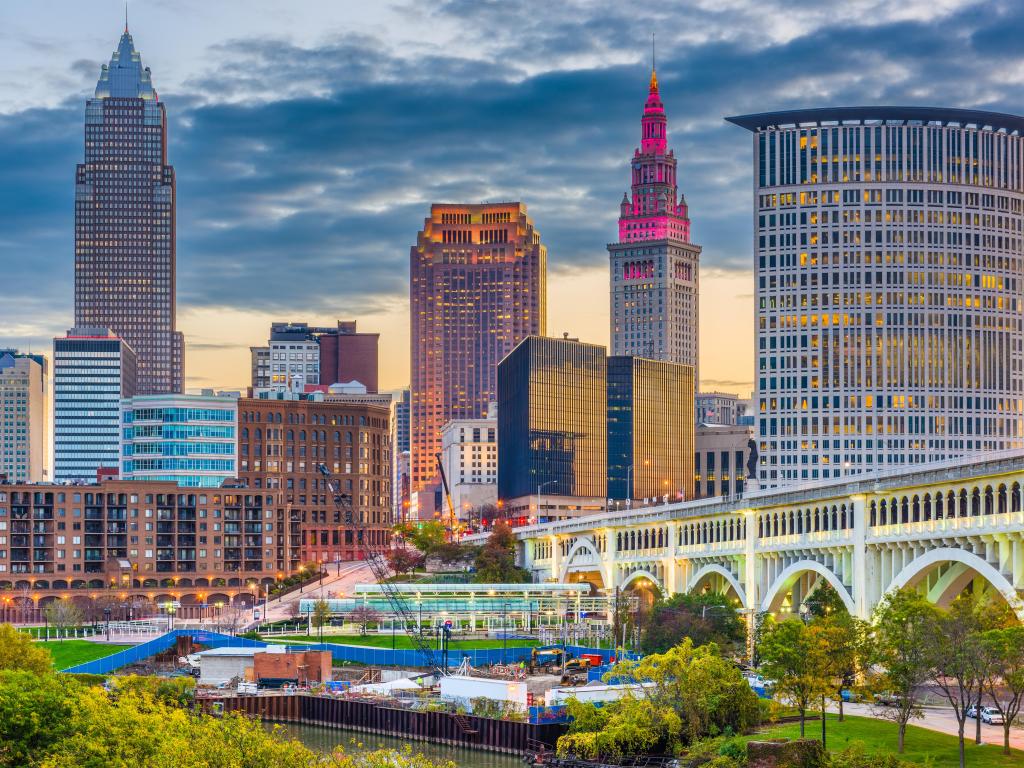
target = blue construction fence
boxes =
[61,630,266,675]
[61,632,642,676]
[283,642,637,669]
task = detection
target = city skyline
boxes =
[3,2,1021,395]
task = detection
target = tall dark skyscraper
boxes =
[74,26,183,394]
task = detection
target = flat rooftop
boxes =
[725,106,1024,135]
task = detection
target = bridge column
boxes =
[851,495,868,619]
[550,535,562,582]
[1013,538,1024,589]
[743,509,757,612]
[664,522,680,595]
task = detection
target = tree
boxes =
[803,583,849,619]
[757,617,831,737]
[0,623,52,676]
[559,639,760,758]
[979,625,1024,755]
[0,670,78,768]
[0,664,457,768]
[640,592,746,655]
[811,612,866,723]
[926,596,984,768]
[869,590,935,753]
[473,521,530,583]
[807,612,868,745]
[312,599,331,643]
[348,605,380,636]
[44,599,85,642]
[386,546,423,576]
[394,521,448,555]
[961,596,1014,746]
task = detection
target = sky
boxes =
[1,0,1022,396]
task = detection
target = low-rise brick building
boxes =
[0,480,298,612]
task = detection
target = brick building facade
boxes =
[236,397,392,563]
[0,480,294,592]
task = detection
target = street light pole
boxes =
[536,481,556,524]
[501,601,510,664]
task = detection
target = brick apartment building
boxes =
[0,480,295,593]
[236,396,392,563]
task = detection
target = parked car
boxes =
[981,707,1004,725]
[874,691,906,707]
[966,705,979,719]
[840,689,861,703]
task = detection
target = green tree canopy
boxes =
[558,639,760,758]
[0,624,52,676]
[473,522,530,583]
[757,617,832,738]
[640,592,746,655]
[868,590,938,753]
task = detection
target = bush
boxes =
[827,744,922,768]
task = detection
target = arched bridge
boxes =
[512,452,1024,621]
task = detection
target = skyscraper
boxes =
[410,203,546,516]
[609,66,700,374]
[74,26,183,394]
[497,336,607,522]
[53,328,137,482]
[0,350,48,482]
[727,106,1024,486]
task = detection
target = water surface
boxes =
[273,722,525,768]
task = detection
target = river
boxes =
[272,722,524,768]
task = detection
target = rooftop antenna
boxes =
[124,2,129,33]
[652,32,655,72]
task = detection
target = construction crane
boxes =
[316,463,445,677]
[434,452,457,541]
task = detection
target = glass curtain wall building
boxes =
[727,107,1024,487]
[607,356,694,502]
[74,26,183,394]
[53,328,137,482]
[120,394,239,487]
[497,336,607,519]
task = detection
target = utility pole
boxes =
[612,586,620,654]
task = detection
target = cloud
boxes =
[0,0,1022,387]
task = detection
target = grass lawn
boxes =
[742,714,1022,768]
[263,633,539,650]
[40,639,134,670]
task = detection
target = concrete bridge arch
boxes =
[761,560,855,615]
[885,546,1024,621]
[686,563,748,609]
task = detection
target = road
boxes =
[253,561,373,626]
[842,701,1023,750]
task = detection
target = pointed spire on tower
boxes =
[650,33,658,91]
[124,2,129,33]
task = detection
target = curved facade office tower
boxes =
[727,107,1024,487]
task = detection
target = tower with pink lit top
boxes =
[609,65,701,378]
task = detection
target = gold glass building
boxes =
[607,356,694,502]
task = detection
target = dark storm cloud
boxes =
[1,0,1023,348]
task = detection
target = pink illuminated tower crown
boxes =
[609,59,701,377]
[617,65,691,243]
